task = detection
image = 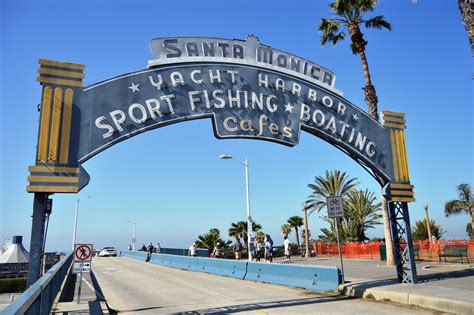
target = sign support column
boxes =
[382,110,417,284]
[326,195,345,284]
[27,192,49,287]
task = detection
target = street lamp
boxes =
[423,203,433,243]
[126,220,137,251]
[219,154,253,261]
[72,196,91,251]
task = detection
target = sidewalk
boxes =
[51,271,109,314]
[275,256,474,314]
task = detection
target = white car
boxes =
[99,247,117,257]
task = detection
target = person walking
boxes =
[146,242,154,262]
[211,242,222,258]
[189,242,197,257]
[255,238,262,262]
[233,238,243,260]
[264,235,273,263]
[156,242,161,253]
[283,235,291,261]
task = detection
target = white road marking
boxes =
[82,274,105,300]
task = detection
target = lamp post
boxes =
[303,203,310,258]
[220,154,253,261]
[127,220,136,251]
[72,196,91,251]
[423,203,433,243]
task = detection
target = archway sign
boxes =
[26,36,416,285]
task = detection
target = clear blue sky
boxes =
[1,0,472,252]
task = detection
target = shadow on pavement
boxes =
[173,296,352,314]
[417,268,474,283]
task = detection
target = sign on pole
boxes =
[73,244,93,274]
[74,244,93,262]
[325,196,345,283]
[326,196,344,218]
[73,261,91,273]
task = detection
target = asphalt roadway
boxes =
[92,256,436,314]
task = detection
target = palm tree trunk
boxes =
[349,25,379,121]
[295,228,300,247]
[304,207,310,258]
[381,195,395,266]
[358,49,379,121]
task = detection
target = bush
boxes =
[0,277,27,293]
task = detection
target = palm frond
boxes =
[364,15,392,30]
[444,200,469,217]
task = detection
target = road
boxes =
[92,257,437,314]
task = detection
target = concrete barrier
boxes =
[245,262,340,292]
[196,258,247,279]
[169,255,195,270]
[121,251,340,292]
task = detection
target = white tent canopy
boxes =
[0,236,29,263]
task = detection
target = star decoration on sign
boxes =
[128,82,140,93]
[352,113,359,121]
[284,102,294,113]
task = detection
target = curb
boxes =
[342,282,474,314]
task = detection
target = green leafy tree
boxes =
[344,189,382,241]
[281,223,292,237]
[196,228,231,254]
[228,221,262,246]
[318,0,391,120]
[411,219,444,241]
[287,216,304,247]
[445,183,473,238]
[318,189,382,242]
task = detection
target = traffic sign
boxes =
[72,262,91,273]
[74,244,93,262]
[326,196,344,218]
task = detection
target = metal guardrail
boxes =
[2,253,73,315]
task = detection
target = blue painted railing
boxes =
[3,253,73,315]
[121,251,340,292]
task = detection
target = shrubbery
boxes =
[0,277,27,293]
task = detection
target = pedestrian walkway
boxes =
[51,269,109,314]
[275,256,474,314]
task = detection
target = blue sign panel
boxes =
[28,36,415,194]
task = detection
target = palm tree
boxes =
[196,228,231,254]
[229,221,246,241]
[300,228,311,242]
[287,216,304,247]
[228,221,262,246]
[445,183,473,239]
[344,189,382,241]
[458,0,473,54]
[255,230,265,241]
[306,170,359,216]
[411,219,444,241]
[318,0,391,120]
[281,223,292,237]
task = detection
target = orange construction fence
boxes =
[312,239,474,262]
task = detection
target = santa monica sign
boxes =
[27,36,413,194]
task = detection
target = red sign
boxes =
[74,244,93,262]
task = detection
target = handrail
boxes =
[3,252,73,315]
